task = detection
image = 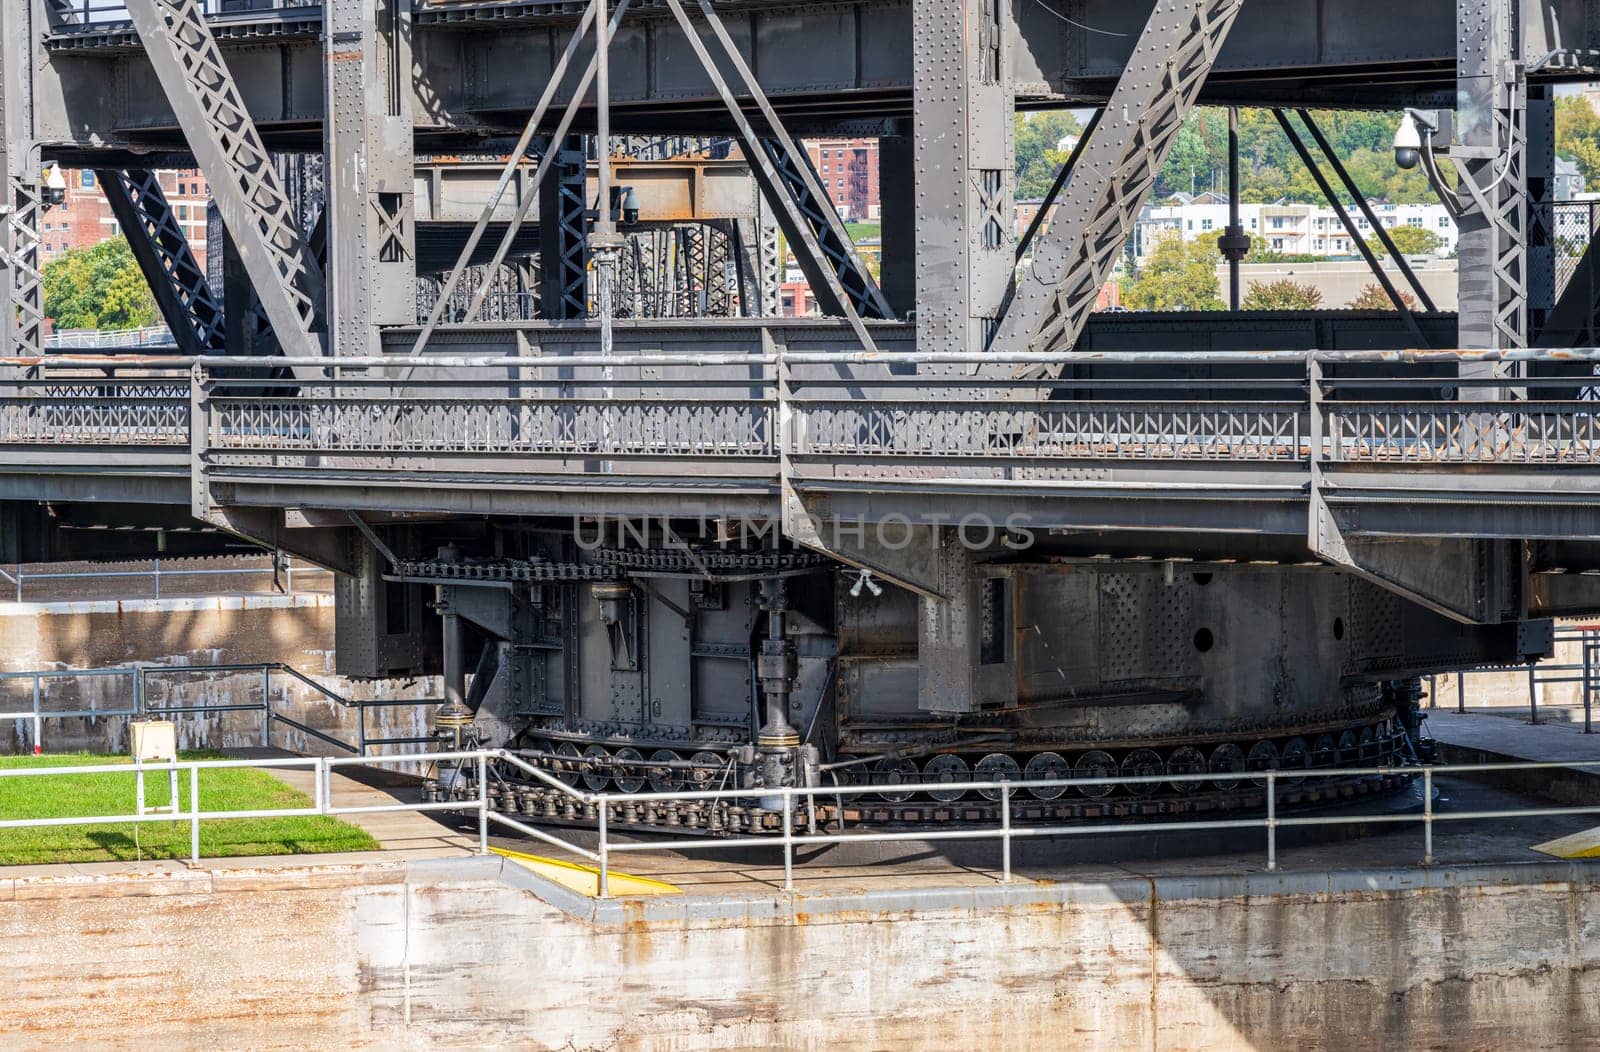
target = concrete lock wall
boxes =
[0,595,436,755]
[1,857,1598,1049]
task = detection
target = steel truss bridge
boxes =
[4,0,1600,819]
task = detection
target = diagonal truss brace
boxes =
[125,0,322,359]
[99,169,224,354]
[662,0,884,350]
[758,137,892,319]
[991,0,1243,363]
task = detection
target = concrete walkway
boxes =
[1427,709,1600,764]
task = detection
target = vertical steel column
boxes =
[1224,108,1243,311]
[325,0,415,357]
[912,0,1014,357]
[539,138,590,319]
[1454,0,1528,357]
[0,0,40,359]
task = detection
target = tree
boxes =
[1556,95,1600,191]
[43,238,157,331]
[1347,284,1416,311]
[1014,109,1086,200]
[1121,234,1223,311]
[1241,278,1322,311]
[1370,224,1442,258]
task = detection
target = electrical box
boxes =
[130,720,177,763]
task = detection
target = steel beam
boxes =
[323,0,415,357]
[1453,0,1528,355]
[99,169,224,355]
[992,0,1244,361]
[0,0,39,359]
[125,0,323,360]
[913,0,1014,356]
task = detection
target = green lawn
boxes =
[0,751,378,865]
[844,222,881,242]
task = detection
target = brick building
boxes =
[805,139,879,222]
[40,168,211,268]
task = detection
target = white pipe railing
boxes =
[4,747,1600,896]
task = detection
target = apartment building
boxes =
[39,168,210,268]
[1134,192,1464,262]
[805,139,880,221]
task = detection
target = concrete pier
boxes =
[0,851,1597,1049]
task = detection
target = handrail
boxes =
[0,660,436,756]
[6,745,1600,899]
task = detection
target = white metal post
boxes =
[1266,771,1277,871]
[1001,783,1012,882]
[261,666,272,748]
[598,799,610,898]
[782,792,793,893]
[30,673,40,755]
[477,752,489,854]
[189,764,200,862]
[1423,768,1434,865]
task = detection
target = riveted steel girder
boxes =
[991,0,1243,361]
[99,169,224,355]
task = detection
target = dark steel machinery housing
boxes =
[2,0,1599,834]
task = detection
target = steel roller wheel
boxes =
[581,745,612,792]
[974,753,1021,801]
[1121,749,1165,797]
[612,747,646,794]
[1024,752,1070,799]
[647,749,683,793]
[1311,734,1337,768]
[1209,743,1246,792]
[1074,750,1117,798]
[872,757,918,802]
[1166,746,1207,795]
[1247,740,1280,788]
[553,742,583,787]
[1280,737,1310,787]
[923,755,970,803]
[689,751,725,788]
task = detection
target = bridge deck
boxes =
[7,345,1600,539]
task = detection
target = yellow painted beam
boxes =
[491,846,681,897]
[1532,828,1600,859]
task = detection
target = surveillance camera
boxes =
[1394,113,1422,170]
[42,163,65,207]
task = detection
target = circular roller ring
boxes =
[611,747,646,794]
[1165,745,1207,795]
[1311,734,1337,768]
[1024,752,1070,800]
[1279,737,1310,787]
[871,757,918,802]
[1209,743,1246,792]
[974,753,1021,802]
[580,745,612,792]
[646,749,682,793]
[1121,749,1165,798]
[1246,740,1280,788]
[689,751,724,788]
[1074,750,1117,799]
[923,754,970,803]
[553,742,583,788]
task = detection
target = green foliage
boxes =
[1121,234,1223,312]
[1371,224,1442,257]
[42,238,157,331]
[1154,108,1439,205]
[1015,110,1085,200]
[1347,284,1416,311]
[1241,278,1323,311]
[1556,95,1600,190]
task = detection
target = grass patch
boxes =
[0,751,379,865]
[844,222,881,242]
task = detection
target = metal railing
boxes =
[0,662,437,756]
[0,749,486,863]
[0,556,322,603]
[1433,625,1600,732]
[42,325,175,350]
[9,348,1600,478]
[7,746,1598,896]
